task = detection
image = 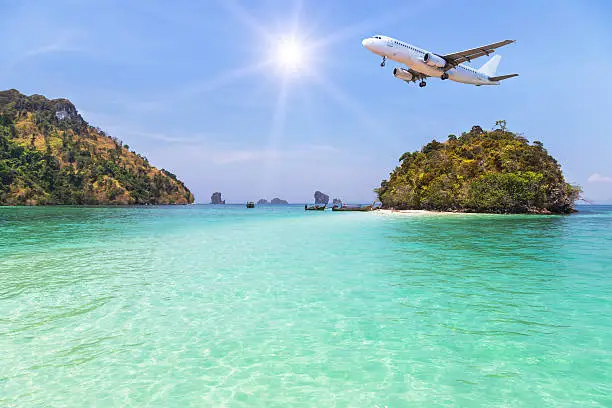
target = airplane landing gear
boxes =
[419,81,427,88]
[441,73,449,80]
[380,56,386,67]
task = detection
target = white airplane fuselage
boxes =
[362,36,499,86]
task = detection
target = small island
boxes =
[0,89,193,205]
[256,197,288,204]
[211,192,225,204]
[377,124,580,214]
[314,191,329,205]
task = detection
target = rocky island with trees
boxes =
[210,192,225,204]
[0,89,193,205]
[377,124,580,214]
[256,198,288,204]
[314,191,329,205]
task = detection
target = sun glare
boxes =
[276,37,305,75]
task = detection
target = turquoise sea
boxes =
[1,205,611,407]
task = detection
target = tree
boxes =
[471,125,484,134]
[377,126,579,214]
[0,89,195,205]
[494,120,507,132]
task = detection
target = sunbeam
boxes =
[219,0,274,42]
[260,75,290,195]
[273,36,308,76]
[308,3,430,52]
[178,59,275,99]
[198,0,411,184]
[289,0,304,36]
[309,71,383,135]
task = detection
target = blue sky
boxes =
[2,0,612,203]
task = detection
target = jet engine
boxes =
[393,67,413,81]
[423,53,446,68]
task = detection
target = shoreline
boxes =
[374,209,461,216]
[373,208,570,216]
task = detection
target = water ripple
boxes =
[1,205,611,406]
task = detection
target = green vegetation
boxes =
[377,125,580,214]
[0,89,194,205]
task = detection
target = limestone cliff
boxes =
[210,192,225,204]
[0,89,194,205]
[377,125,580,214]
[314,191,329,205]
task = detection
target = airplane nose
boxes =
[362,38,368,47]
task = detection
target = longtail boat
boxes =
[246,202,255,208]
[331,205,372,212]
[305,204,326,211]
[331,202,379,212]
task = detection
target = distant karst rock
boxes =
[257,199,269,205]
[211,192,225,204]
[270,197,289,205]
[314,191,329,205]
[332,198,342,206]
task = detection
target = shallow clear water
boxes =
[1,205,611,407]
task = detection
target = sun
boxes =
[276,37,305,75]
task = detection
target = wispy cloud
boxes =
[143,135,342,165]
[210,148,280,164]
[218,0,273,41]
[75,117,341,165]
[122,130,210,144]
[184,143,340,165]
[73,112,215,145]
[209,144,338,165]
[588,173,612,183]
[17,30,85,61]
[21,42,70,58]
[176,59,274,100]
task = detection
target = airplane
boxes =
[361,35,518,87]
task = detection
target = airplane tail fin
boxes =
[478,55,502,76]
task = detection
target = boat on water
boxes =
[305,204,326,211]
[332,205,371,212]
[246,202,255,208]
[331,202,379,212]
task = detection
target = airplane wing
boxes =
[442,40,516,66]
[405,67,429,81]
[489,73,519,81]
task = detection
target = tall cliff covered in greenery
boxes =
[377,125,580,214]
[0,89,194,205]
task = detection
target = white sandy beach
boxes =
[373,209,470,216]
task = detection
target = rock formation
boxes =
[0,89,194,205]
[332,198,342,206]
[378,125,581,214]
[270,197,289,204]
[257,199,269,205]
[314,191,329,205]
[210,192,225,204]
